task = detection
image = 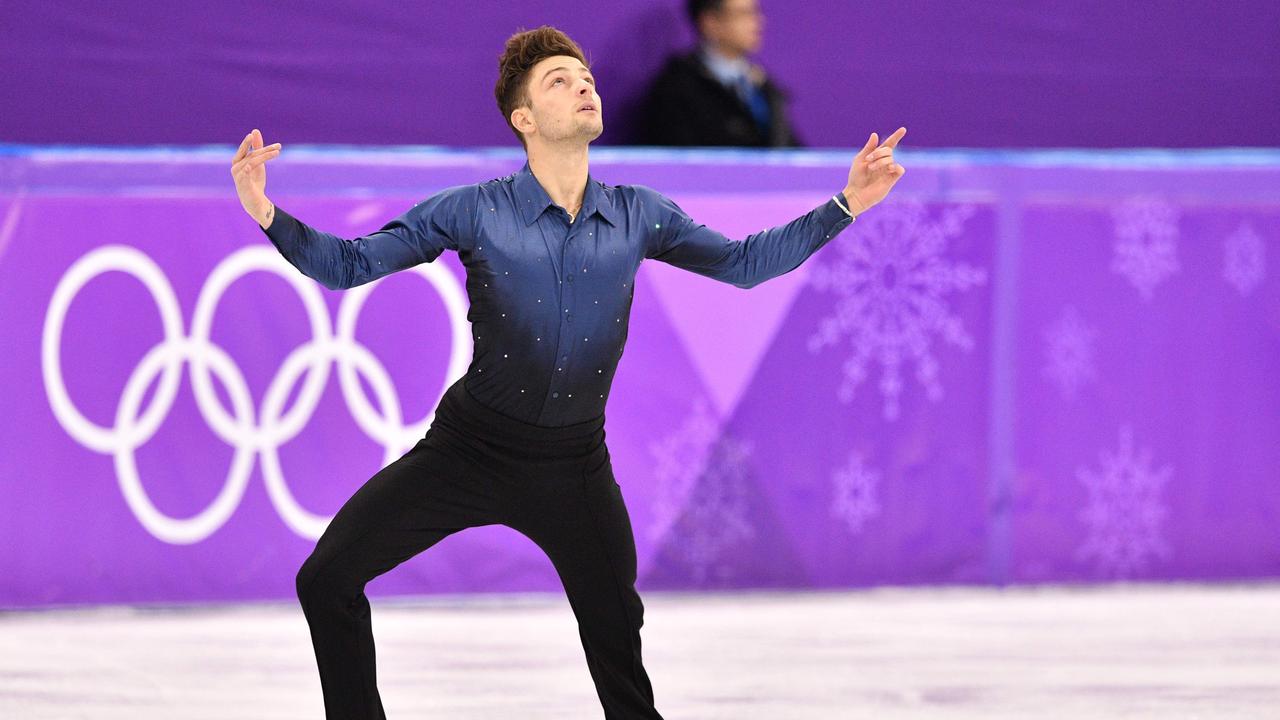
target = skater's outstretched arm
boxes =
[230,128,471,291]
[641,127,908,290]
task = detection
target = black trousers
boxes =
[295,376,665,720]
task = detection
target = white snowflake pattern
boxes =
[806,200,987,421]
[670,435,756,582]
[831,450,881,535]
[646,398,756,582]
[646,396,718,542]
[1222,222,1267,296]
[1074,425,1174,579]
[1110,196,1180,301]
[1041,304,1099,402]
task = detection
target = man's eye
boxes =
[553,78,564,85]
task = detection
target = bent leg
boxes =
[296,438,502,720]
[509,448,664,720]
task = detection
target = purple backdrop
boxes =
[2,1,1277,149]
[1,145,1278,608]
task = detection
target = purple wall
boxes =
[2,1,1277,149]
[2,145,1278,608]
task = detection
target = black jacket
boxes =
[637,50,802,147]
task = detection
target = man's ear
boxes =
[511,107,535,138]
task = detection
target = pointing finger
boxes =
[247,145,281,164]
[881,126,907,149]
[235,141,280,163]
[234,151,280,179]
[251,128,263,151]
[232,144,280,173]
[247,144,280,161]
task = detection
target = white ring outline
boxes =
[42,244,470,544]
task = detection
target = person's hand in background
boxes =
[230,128,282,229]
[843,126,906,215]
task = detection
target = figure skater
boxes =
[229,24,906,720]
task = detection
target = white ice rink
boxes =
[2,582,1278,719]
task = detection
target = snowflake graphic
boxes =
[1110,196,1180,301]
[1074,425,1174,579]
[1041,304,1099,402]
[831,450,881,535]
[1222,222,1267,296]
[806,200,987,421]
[646,398,756,582]
[646,396,719,542]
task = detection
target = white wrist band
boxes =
[832,193,857,219]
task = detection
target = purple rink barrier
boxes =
[1,146,1278,608]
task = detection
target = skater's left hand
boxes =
[842,126,907,215]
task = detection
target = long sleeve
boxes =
[637,186,854,289]
[259,184,475,290]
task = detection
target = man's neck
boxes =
[699,41,753,91]
[527,143,590,219]
[702,40,747,65]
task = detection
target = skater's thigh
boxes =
[512,446,640,586]
[313,434,498,554]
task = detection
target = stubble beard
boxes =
[579,115,604,142]
[548,115,603,146]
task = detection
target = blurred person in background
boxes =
[231,22,903,720]
[639,0,801,146]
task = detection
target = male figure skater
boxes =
[230,25,905,720]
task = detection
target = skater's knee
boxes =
[295,553,321,605]
[297,541,375,607]
[296,548,347,605]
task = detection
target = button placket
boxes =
[547,223,577,409]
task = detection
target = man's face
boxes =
[518,55,603,145]
[703,0,764,55]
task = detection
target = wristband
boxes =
[832,193,857,219]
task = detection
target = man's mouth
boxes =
[577,103,597,113]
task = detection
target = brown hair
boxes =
[495,26,590,146]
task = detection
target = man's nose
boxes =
[577,83,591,95]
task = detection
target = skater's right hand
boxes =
[843,126,907,215]
[230,128,282,229]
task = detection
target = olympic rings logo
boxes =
[42,245,470,545]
